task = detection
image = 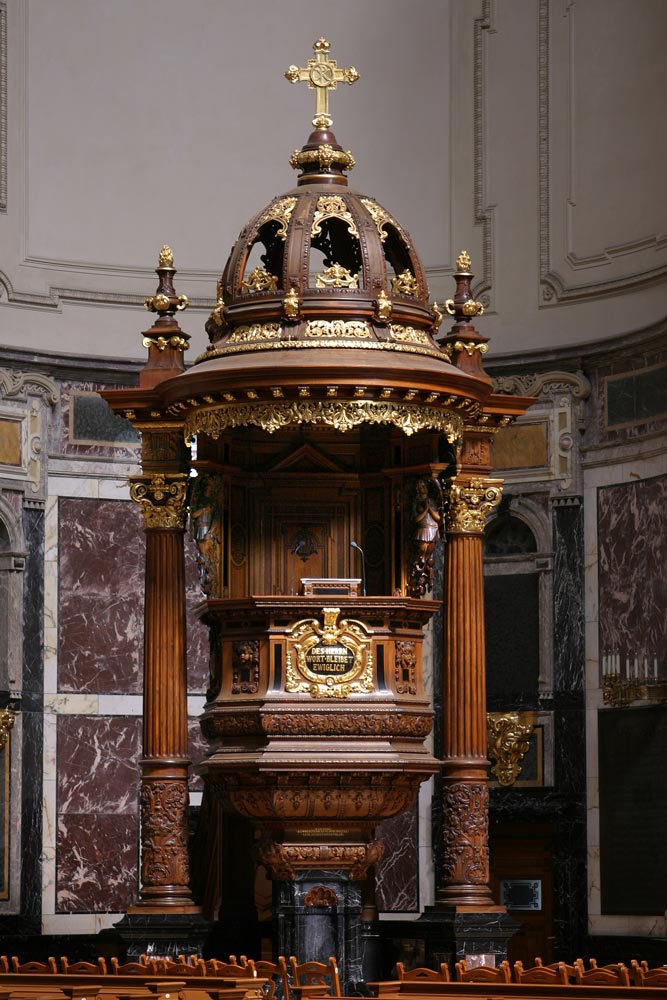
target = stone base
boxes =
[274,871,363,994]
[416,906,519,968]
[107,911,213,961]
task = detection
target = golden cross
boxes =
[285,38,359,127]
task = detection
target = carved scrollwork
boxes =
[256,839,384,880]
[441,782,489,885]
[311,195,359,238]
[140,780,191,888]
[130,473,189,529]
[261,711,432,739]
[394,641,417,695]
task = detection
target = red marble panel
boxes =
[185,531,208,693]
[59,498,145,693]
[57,716,140,814]
[598,474,667,678]
[56,813,138,913]
[375,805,419,912]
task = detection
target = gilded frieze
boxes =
[389,324,431,346]
[305,320,369,338]
[228,323,282,343]
[184,399,463,440]
[314,264,359,289]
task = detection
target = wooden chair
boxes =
[290,957,341,997]
[203,958,257,977]
[455,959,511,983]
[255,957,291,1000]
[60,957,108,975]
[110,957,159,975]
[11,957,58,974]
[513,960,568,985]
[229,955,250,967]
[533,957,583,983]
[575,960,630,986]
[631,960,667,987]
[0,957,8,974]
[396,963,450,982]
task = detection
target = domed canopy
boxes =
[107,38,519,443]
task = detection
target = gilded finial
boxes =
[456,250,472,273]
[285,38,359,128]
[158,245,174,269]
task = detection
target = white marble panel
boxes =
[187,695,207,717]
[43,626,58,694]
[42,712,57,781]
[44,693,99,714]
[44,495,59,562]
[48,475,100,498]
[97,694,143,715]
[41,843,56,916]
[98,479,134,500]
[43,560,59,632]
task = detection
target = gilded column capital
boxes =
[129,473,189,529]
[0,707,15,752]
[447,476,503,534]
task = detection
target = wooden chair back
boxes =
[290,957,341,997]
[631,959,667,987]
[513,960,568,984]
[11,958,58,974]
[455,959,511,983]
[575,961,630,986]
[255,957,291,1000]
[157,958,206,976]
[202,958,257,977]
[396,964,450,982]
[60,958,108,975]
[110,957,159,974]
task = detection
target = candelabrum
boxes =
[601,653,666,707]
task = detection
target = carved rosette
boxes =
[130,473,189,529]
[447,477,503,534]
[441,782,489,885]
[140,780,191,889]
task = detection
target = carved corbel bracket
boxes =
[486,712,535,786]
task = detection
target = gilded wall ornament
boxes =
[0,707,15,752]
[184,399,463,441]
[314,263,359,289]
[158,245,175,268]
[391,270,419,297]
[447,477,503,533]
[312,195,359,239]
[241,267,279,294]
[306,320,369,338]
[456,250,472,272]
[486,713,534,786]
[285,607,373,699]
[130,473,189,530]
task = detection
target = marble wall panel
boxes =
[57,715,140,815]
[59,498,144,693]
[56,813,138,913]
[56,715,140,913]
[57,383,140,462]
[185,533,208,694]
[584,342,667,449]
[375,806,418,913]
[553,503,585,696]
[598,474,667,673]
[187,718,207,793]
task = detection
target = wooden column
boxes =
[129,472,199,911]
[436,470,502,908]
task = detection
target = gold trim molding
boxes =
[129,473,189,529]
[448,477,503,533]
[184,399,463,440]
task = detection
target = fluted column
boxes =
[436,474,502,908]
[130,472,199,911]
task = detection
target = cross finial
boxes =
[285,38,359,129]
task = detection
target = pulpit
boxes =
[102,37,533,980]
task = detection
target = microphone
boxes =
[350,540,367,597]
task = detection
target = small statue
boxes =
[189,476,223,597]
[409,477,444,597]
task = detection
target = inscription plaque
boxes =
[285,607,373,698]
[306,642,354,675]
